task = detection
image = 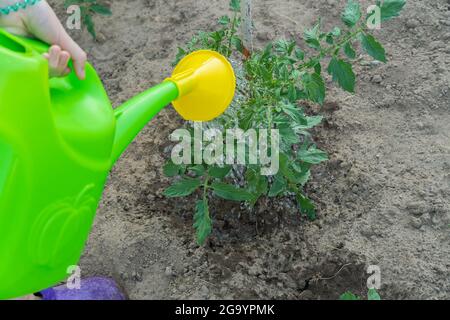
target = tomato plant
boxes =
[164,0,406,245]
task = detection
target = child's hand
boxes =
[0,0,87,79]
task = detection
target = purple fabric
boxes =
[40,277,125,300]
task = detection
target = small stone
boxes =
[406,202,425,216]
[372,75,383,83]
[411,217,423,229]
[256,31,271,41]
[200,285,209,297]
[131,271,142,282]
[406,18,419,29]
[165,266,175,277]
[179,285,187,291]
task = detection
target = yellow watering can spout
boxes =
[112,50,236,162]
[168,50,236,121]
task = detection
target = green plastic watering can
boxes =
[0,29,236,299]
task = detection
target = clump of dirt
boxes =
[48,0,450,299]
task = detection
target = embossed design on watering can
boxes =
[0,28,235,299]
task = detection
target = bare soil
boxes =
[49,0,450,299]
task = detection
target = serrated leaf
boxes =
[208,165,232,179]
[303,73,325,105]
[219,15,231,25]
[331,27,341,37]
[303,116,323,129]
[246,169,268,206]
[212,182,253,202]
[377,0,406,22]
[298,145,328,164]
[231,36,244,53]
[163,160,183,177]
[230,0,240,12]
[189,165,206,176]
[64,0,80,8]
[296,193,316,220]
[344,42,356,60]
[341,0,361,27]
[360,33,387,62]
[327,57,356,93]
[193,200,212,245]
[90,4,112,15]
[163,178,202,198]
[304,22,321,50]
[280,153,307,184]
[84,13,96,39]
[295,47,305,60]
[269,174,287,197]
[368,288,381,300]
[280,125,299,146]
[340,292,361,300]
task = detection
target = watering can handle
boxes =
[13,35,50,54]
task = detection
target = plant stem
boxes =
[227,12,238,57]
[299,26,365,73]
[203,176,210,202]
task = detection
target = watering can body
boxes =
[0,29,235,299]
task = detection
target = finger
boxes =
[58,51,70,71]
[59,35,87,80]
[48,45,61,69]
[62,67,71,77]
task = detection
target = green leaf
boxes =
[83,13,96,40]
[368,289,382,300]
[344,42,356,59]
[189,165,206,177]
[327,57,356,93]
[231,36,244,53]
[279,125,299,146]
[303,73,325,105]
[304,22,321,50]
[303,116,323,129]
[296,193,316,220]
[211,182,253,202]
[377,0,406,22]
[163,178,202,198]
[279,153,310,184]
[269,174,287,197]
[341,0,361,27]
[208,165,232,179]
[64,0,81,8]
[331,27,341,37]
[298,145,328,164]
[340,292,361,300]
[245,169,269,206]
[230,0,240,12]
[295,47,305,60]
[219,15,231,25]
[193,200,212,245]
[90,4,112,16]
[163,160,183,177]
[293,165,311,186]
[360,34,387,62]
